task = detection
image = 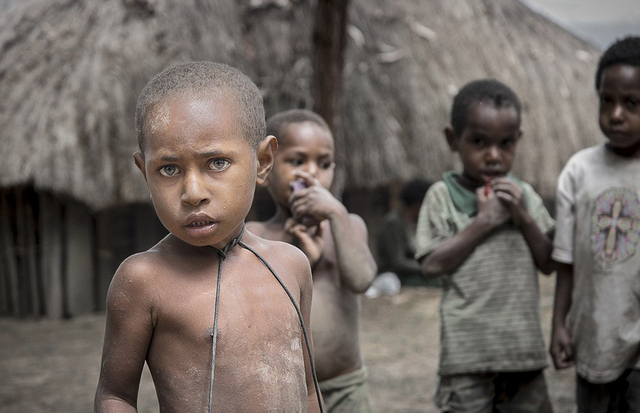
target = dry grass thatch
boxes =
[0,0,602,210]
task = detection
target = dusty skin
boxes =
[95,231,317,412]
[248,118,377,383]
[0,276,577,412]
[248,217,369,381]
[96,70,321,413]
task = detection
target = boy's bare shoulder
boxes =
[107,236,173,300]
[243,230,311,275]
[245,220,285,239]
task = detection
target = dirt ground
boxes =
[0,275,576,413]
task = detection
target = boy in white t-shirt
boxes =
[550,36,640,413]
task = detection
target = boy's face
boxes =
[134,92,275,249]
[267,121,335,210]
[445,102,521,185]
[598,64,640,157]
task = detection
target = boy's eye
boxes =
[320,161,334,169]
[288,159,304,167]
[600,96,613,105]
[159,165,179,177]
[627,98,639,109]
[501,138,515,148]
[207,159,231,171]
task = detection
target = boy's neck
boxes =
[456,173,484,190]
[203,224,246,258]
[605,142,640,159]
[268,207,292,226]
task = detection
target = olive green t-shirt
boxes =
[415,174,555,375]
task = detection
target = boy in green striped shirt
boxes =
[415,79,555,412]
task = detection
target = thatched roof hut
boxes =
[1,0,601,209]
[341,0,603,197]
[0,0,603,317]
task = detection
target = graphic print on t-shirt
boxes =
[590,187,640,266]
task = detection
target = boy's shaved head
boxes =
[450,79,522,136]
[266,109,331,146]
[596,36,640,90]
[135,61,265,151]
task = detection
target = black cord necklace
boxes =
[204,224,323,413]
[456,173,484,190]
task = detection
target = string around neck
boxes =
[204,223,246,260]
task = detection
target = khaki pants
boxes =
[319,367,373,413]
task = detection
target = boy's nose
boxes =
[610,104,625,122]
[182,170,210,206]
[486,145,501,160]
[305,162,319,177]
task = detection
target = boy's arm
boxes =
[491,178,554,274]
[550,262,575,369]
[420,186,510,278]
[295,252,324,413]
[95,258,155,412]
[289,172,376,293]
[328,210,377,293]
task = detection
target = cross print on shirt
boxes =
[595,199,634,259]
[591,187,640,265]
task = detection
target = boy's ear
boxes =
[256,135,278,186]
[133,152,149,184]
[444,126,459,152]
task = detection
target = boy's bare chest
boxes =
[156,266,301,343]
[146,258,307,409]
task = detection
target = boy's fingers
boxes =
[476,186,488,201]
[292,170,320,187]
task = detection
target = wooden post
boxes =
[312,0,350,133]
[312,0,350,194]
[40,193,64,319]
[65,199,95,316]
[15,188,29,315]
[0,191,19,316]
[25,201,41,315]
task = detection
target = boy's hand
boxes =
[289,171,342,223]
[490,177,529,226]
[550,325,575,369]
[476,184,510,227]
[285,218,324,266]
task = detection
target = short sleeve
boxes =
[522,182,555,237]
[414,182,454,260]
[552,161,577,264]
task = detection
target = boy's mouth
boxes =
[187,220,214,227]
[482,173,501,182]
[184,214,218,233]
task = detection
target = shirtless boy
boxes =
[94,62,322,412]
[247,109,377,412]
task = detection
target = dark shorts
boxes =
[319,367,373,413]
[435,370,553,413]
[576,369,640,413]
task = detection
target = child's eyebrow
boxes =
[156,150,226,162]
[197,150,226,158]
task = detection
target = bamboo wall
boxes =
[0,187,167,318]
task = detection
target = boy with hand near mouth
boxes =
[415,79,555,412]
[248,109,377,413]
